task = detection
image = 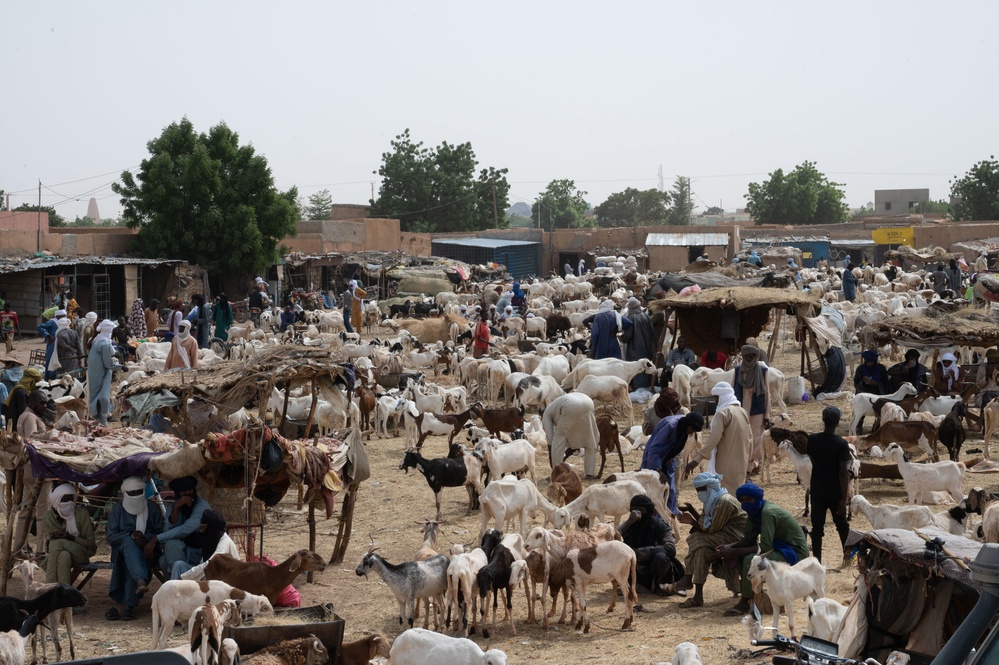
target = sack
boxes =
[260,439,283,474]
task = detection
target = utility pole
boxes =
[37,181,42,253]
[492,178,498,229]
[370,182,375,203]
[658,165,664,192]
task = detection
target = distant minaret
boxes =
[87,197,101,223]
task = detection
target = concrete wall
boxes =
[917,221,999,250]
[329,204,371,220]
[401,232,431,257]
[874,189,930,214]
[0,210,49,233]
[287,218,401,254]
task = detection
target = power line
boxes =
[5,166,139,195]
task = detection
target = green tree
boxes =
[370,129,509,233]
[532,179,590,230]
[667,176,694,225]
[112,118,299,276]
[910,199,950,214]
[0,189,5,211]
[950,157,999,221]
[703,205,725,215]
[745,161,848,225]
[593,187,671,227]
[305,189,334,220]
[13,203,66,227]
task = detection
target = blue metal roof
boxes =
[431,238,540,249]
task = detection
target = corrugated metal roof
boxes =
[830,239,877,247]
[743,234,829,243]
[645,232,729,247]
[0,256,184,275]
[431,238,540,249]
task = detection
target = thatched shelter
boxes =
[649,286,819,356]
[861,305,999,349]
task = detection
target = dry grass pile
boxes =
[862,305,999,347]
[649,286,819,312]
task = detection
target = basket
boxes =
[223,604,344,663]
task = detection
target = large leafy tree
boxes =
[532,179,590,230]
[113,118,298,276]
[370,129,509,232]
[745,161,848,225]
[667,176,694,226]
[593,187,671,227]
[950,157,999,221]
[305,189,334,220]
[13,203,66,227]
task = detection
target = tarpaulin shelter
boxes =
[648,286,819,359]
[839,527,984,663]
[861,304,999,350]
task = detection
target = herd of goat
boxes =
[10,258,999,665]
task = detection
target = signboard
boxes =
[802,251,812,259]
[872,227,914,246]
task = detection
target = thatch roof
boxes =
[649,286,819,312]
[885,245,961,264]
[861,305,999,347]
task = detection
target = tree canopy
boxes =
[305,189,334,220]
[370,129,510,233]
[593,187,671,227]
[12,204,66,227]
[950,156,999,221]
[745,162,848,226]
[112,118,299,276]
[532,179,591,230]
[667,176,694,226]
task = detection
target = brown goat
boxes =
[846,421,940,461]
[546,463,583,507]
[469,403,525,439]
[595,415,626,478]
[336,633,391,665]
[204,550,327,604]
[353,385,377,435]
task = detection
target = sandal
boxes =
[678,598,703,609]
[122,608,137,621]
[105,608,121,621]
[723,605,748,617]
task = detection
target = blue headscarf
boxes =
[512,282,525,299]
[692,472,726,528]
[736,482,766,526]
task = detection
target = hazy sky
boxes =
[3,1,996,223]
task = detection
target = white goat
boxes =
[777,441,812,515]
[885,443,965,504]
[575,374,634,427]
[389,628,507,665]
[552,479,646,529]
[151,580,274,649]
[478,476,557,540]
[806,597,848,643]
[667,642,704,665]
[746,555,826,637]
[475,438,536,483]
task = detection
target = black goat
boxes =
[389,301,414,319]
[476,540,515,639]
[546,314,571,339]
[0,584,86,632]
[400,450,468,520]
[938,402,967,462]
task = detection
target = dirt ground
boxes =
[3,332,995,664]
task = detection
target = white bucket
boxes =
[787,376,805,405]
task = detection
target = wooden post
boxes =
[303,375,319,438]
[0,464,25,596]
[307,501,317,583]
[330,483,358,564]
[768,308,782,363]
[280,382,292,431]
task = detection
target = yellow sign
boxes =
[802,251,812,259]
[872,227,914,246]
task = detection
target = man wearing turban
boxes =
[674,472,747,608]
[853,351,889,430]
[107,477,164,621]
[716,483,809,617]
[143,476,211,577]
[618,494,684,597]
[684,382,752,496]
[641,412,705,515]
[43,484,96,585]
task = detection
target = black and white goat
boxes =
[400,450,469,520]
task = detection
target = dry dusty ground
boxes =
[3,334,996,664]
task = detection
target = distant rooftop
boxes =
[431,238,540,248]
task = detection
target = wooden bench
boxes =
[71,561,166,591]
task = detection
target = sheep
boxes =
[846,421,940,461]
[12,560,76,663]
[563,540,638,633]
[777,441,813,517]
[879,402,907,425]
[469,404,526,439]
[589,414,625,478]
[553,479,646,529]
[575,375,634,427]
[564,357,658,390]
[603,470,671,523]
[806,597,848,643]
[241,634,330,665]
[151,579,275,649]
[332,633,390,665]
[478,475,557,540]
[475,437,536,484]
[746,555,826,637]
[885,443,966,504]
[546,463,582,507]
[522,525,620,629]
[667,642,704,665]
[937,402,967,462]
[190,598,241,665]
[445,548,488,637]
[400,450,470,520]
[0,616,39,665]
[849,382,917,435]
[388,628,507,665]
[203,550,327,605]
[355,547,449,629]
[514,375,564,413]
